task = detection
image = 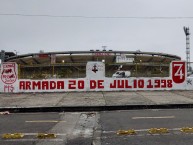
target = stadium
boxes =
[3,50,181,79]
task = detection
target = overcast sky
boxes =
[0,0,193,61]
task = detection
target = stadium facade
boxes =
[3,50,181,79]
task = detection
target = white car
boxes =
[112,71,131,78]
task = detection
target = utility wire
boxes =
[0,13,193,19]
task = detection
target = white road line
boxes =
[2,139,64,142]
[9,112,59,115]
[132,116,175,119]
[103,127,182,133]
[25,120,66,123]
[23,133,67,136]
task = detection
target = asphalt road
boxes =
[1,109,193,145]
[100,109,193,145]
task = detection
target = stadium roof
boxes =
[4,50,181,66]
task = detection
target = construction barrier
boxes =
[148,128,169,134]
[117,129,137,135]
[37,133,56,139]
[2,133,24,139]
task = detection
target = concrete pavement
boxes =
[1,91,193,112]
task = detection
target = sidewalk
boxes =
[1,91,193,112]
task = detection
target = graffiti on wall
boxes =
[172,61,186,84]
[0,61,192,93]
[1,62,17,92]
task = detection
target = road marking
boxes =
[132,116,175,119]
[2,139,64,141]
[103,128,182,134]
[1,133,67,136]
[25,120,66,123]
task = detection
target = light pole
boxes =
[183,26,191,72]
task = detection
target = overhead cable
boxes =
[0,13,193,19]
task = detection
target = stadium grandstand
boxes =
[2,50,181,79]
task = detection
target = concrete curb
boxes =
[1,104,193,113]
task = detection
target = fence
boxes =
[18,62,170,79]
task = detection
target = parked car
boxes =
[112,71,131,78]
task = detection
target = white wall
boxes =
[1,61,193,93]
